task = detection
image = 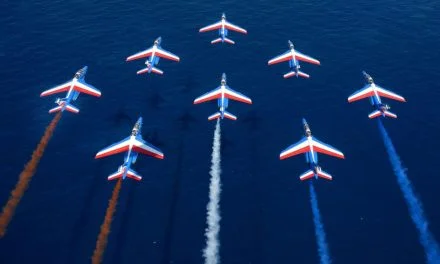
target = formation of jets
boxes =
[37,13,407,182]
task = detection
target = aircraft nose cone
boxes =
[302,118,307,125]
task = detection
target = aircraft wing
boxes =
[156,47,180,62]
[194,86,222,104]
[96,136,132,158]
[40,81,72,97]
[268,50,292,65]
[310,136,345,159]
[224,86,252,104]
[295,50,321,65]
[374,85,406,102]
[126,47,154,61]
[40,80,101,97]
[347,84,374,103]
[199,21,222,32]
[74,81,101,97]
[224,21,247,34]
[280,137,309,160]
[136,138,164,159]
[95,137,164,159]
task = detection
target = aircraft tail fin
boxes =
[284,70,310,79]
[49,103,79,114]
[137,66,163,75]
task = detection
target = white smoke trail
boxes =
[203,119,222,264]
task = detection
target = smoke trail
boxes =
[377,119,440,263]
[91,179,122,264]
[0,112,62,237]
[203,119,222,264]
[309,182,331,264]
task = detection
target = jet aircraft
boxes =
[126,37,180,75]
[199,13,247,44]
[193,73,252,121]
[268,41,320,78]
[95,117,164,181]
[348,71,406,119]
[40,66,101,113]
[280,118,345,181]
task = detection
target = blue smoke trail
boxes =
[309,182,331,264]
[378,119,440,264]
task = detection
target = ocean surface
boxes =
[1,0,440,263]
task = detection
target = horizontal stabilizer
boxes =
[384,110,397,118]
[107,170,124,181]
[223,38,235,44]
[368,110,382,119]
[137,66,163,75]
[224,111,237,120]
[49,103,79,114]
[299,169,332,181]
[368,110,397,119]
[208,112,221,120]
[49,106,63,114]
[317,170,332,180]
[211,37,235,44]
[211,38,222,44]
[283,71,310,79]
[108,168,142,181]
[299,170,315,181]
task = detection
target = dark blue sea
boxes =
[1,0,440,263]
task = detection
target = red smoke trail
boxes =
[91,179,122,264]
[0,112,62,238]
